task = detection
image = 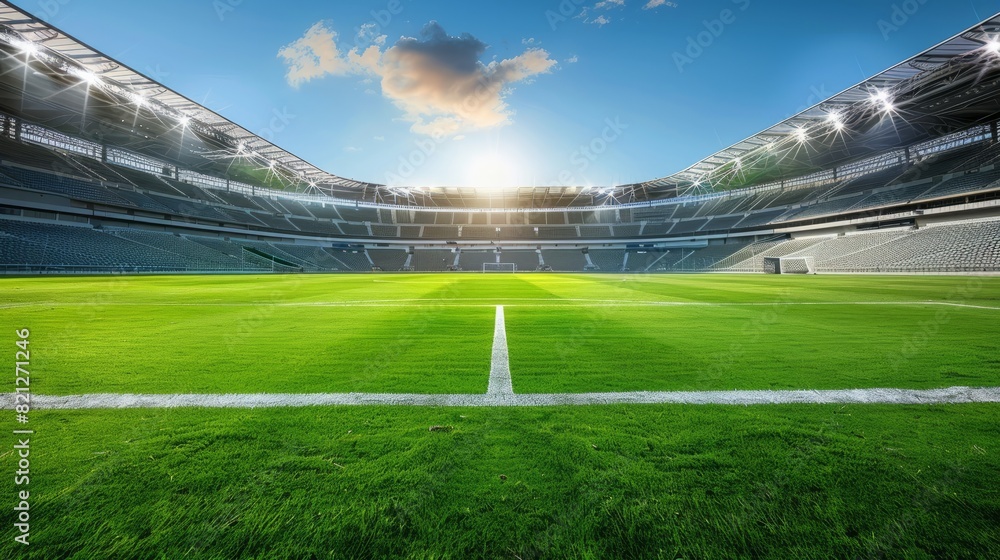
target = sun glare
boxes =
[466,151,521,189]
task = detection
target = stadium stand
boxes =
[500,250,542,271]
[540,250,587,271]
[914,169,1000,201]
[1,164,136,207]
[587,249,626,272]
[106,228,242,270]
[0,218,188,271]
[368,249,409,271]
[410,249,456,271]
[3,11,1000,276]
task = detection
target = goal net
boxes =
[483,263,517,273]
[763,256,816,274]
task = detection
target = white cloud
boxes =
[277,22,355,88]
[373,136,385,141]
[595,0,625,9]
[279,21,557,138]
[346,44,383,75]
[565,55,579,64]
[590,15,612,26]
[643,0,678,9]
[357,22,387,47]
[522,37,540,46]
[344,146,362,152]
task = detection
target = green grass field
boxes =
[2,273,999,558]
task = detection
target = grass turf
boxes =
[1,274,998,394]
[3,405,998,559]
[2,273,999,557]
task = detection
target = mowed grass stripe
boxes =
[4,300,1000,309]
[2,274,999,397]
[506,303,1000,393]
[20,303,494,395]
[4,273,1000,306]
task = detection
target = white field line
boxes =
[1,300,998,310]
[487,306,513,396]
[6,386,1000,409]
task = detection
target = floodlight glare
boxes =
[869,89,895,114]
[178,116,191,127]
[826,111,845,131]
[987,40,1000,55]
[794,128,809,143]
[12,39,39,57]
[69,67,102,87]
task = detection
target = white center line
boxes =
[487,305,514,396]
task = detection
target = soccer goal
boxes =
[483,263,517,273]
[763,256,816,274]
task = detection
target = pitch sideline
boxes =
[6,386,1000,409]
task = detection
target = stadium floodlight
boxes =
[69,67,102,88]
[178,115,191,127]
[129,92,147,108]
[826,111,845,131]
[12,39,39,57]
[869,88,895,114]
[794,127,809,143]
[987,39,1000,55]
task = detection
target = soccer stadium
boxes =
[1,0,999,557]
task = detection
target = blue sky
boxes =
[12,0,1000,188]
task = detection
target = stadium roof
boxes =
[0,0,379,195]
[3,1,1000,206]
[632,12,1000,198]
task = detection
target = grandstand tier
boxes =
[1,5,1000,273]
